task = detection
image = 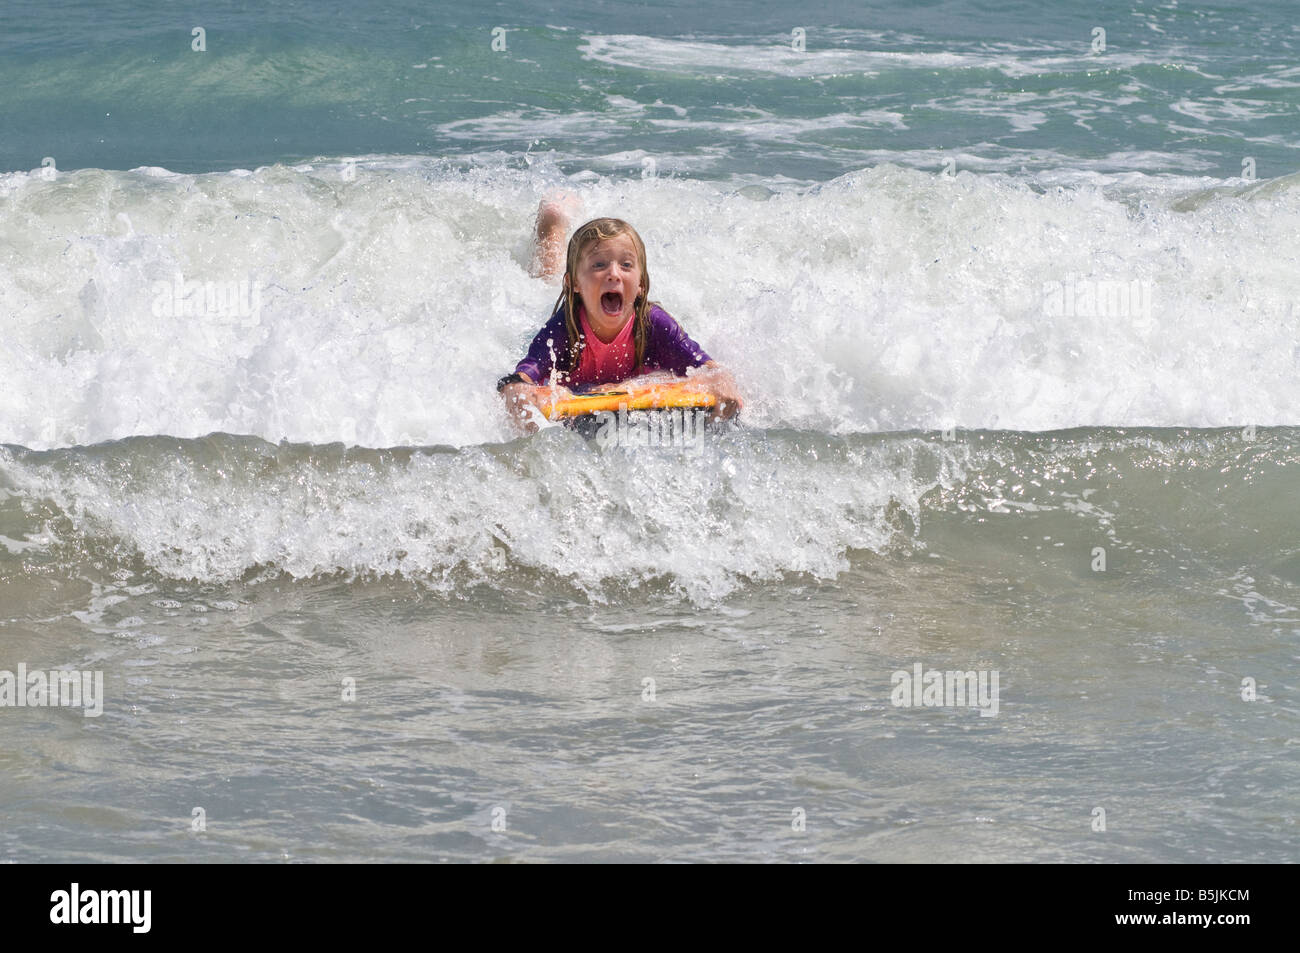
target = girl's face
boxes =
[569,234,644,338]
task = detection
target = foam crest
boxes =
[4,427,1297,601]
[2,160,1298,451]
[0,432,967,601]
[577,34,1158,79]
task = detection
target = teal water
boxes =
[3,0,1298,180]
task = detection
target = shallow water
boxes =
[2,428,1296,861]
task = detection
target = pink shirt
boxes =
[572,304,636,388]
[513,302,712,389]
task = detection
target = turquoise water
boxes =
[4,0,1299,180]
[2,1,1298,863]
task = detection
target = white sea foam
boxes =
[1170,97,1294,124]
[2,160,1298,452]
[0,431,968,599]
[578,33,1162,80]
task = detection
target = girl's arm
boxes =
[500,310,572,432]
[646,306,742,418]
[513,308,569,385]
[645,305,710,376]
[693,361,743,419]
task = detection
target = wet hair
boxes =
[550,218,653,378]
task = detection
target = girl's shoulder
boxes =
[646,302,681,328]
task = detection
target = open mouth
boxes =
[600,291,624,316]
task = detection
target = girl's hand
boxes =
[501,381,571,433]
[696,362,743,420]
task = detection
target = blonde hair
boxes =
[550,218,653,379]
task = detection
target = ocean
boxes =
[1,0,1297,862]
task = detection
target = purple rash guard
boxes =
[513,303,711,391]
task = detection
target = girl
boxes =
[499,198,742,430]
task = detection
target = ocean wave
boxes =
[2,427,1295,602]
[1,161,1297,453]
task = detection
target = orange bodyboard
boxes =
[541,377,716,420]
